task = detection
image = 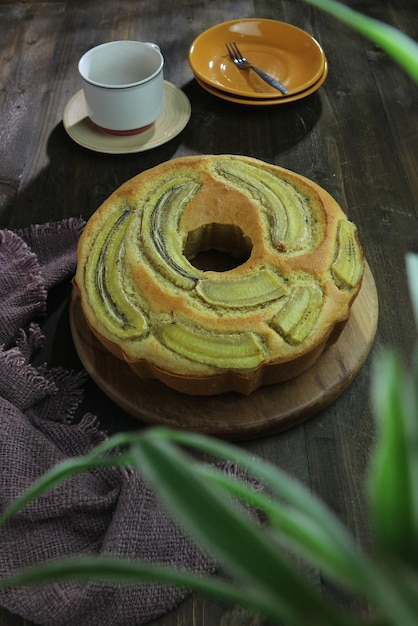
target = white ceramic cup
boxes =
[78,40,164,135]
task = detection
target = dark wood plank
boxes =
[0,0,417,624]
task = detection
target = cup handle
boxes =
[144,42,161,52]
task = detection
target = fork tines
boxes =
[226,41,243,61]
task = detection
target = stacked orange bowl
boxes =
[188,19,328,105]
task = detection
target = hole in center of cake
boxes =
[184,223,253,272]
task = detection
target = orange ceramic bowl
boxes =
[195,59,328,106]
[188,19,326,99]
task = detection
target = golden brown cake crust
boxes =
[74,155,364,395]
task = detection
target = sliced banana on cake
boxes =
[270,280,323,345]
[85,208,147,339]
[141,177,202,287]
[196,267,288,308]
[212,159,318,254]
[157,322,264,369]
[331,220,364,289]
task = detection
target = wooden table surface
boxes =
[1,0,417,624]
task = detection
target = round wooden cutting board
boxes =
[69,263,378,441]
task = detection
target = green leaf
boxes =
[368,350,418,563]
[302,0,418,83]
[0,430,165,527]
[196,464,369,593]
[133,432,354,626]
[152,429,367,580]
[0,556,283,617]
[0,447,135,527]
[3,425,418,624]
[147,428,418,625]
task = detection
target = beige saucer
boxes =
[63,81,191,154]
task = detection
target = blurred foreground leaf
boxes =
[368,351,418,563]
[303,0,418,83]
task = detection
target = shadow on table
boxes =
[2,79,321,231]
[180,79,322,160]
[2,118,185,230]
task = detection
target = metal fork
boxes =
[226,41,288,95]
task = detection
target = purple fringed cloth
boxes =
[0,220,215,625]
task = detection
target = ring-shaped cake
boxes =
[74,155,364,395]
